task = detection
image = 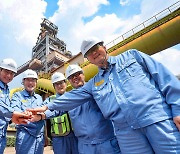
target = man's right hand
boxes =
[12,111,31,124]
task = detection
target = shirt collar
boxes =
[22,89,37,98]
[56,93,63,97]
[0,80,8,91]
[99,56,116,76]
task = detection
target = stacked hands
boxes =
[12,106,48,124]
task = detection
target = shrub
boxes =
[6,136,16,147]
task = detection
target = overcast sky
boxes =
[0,0,179,89]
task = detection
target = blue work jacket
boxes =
[11,90,45,136]
[0,81,12,137]
[69,97,115,144]
[47,49,180,130]
[46,93,115,144]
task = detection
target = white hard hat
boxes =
[0,58,17,73]
[65,64,83,79]
[23,69,38,80]
[80,38,103,57]
[51,72,66,84]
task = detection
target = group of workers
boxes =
[0,38,180,154]
[0,55,121,154]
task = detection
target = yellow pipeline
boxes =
[109,16,180,56]
[10,87,24,99]
[36,78,55,94]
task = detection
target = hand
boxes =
[29,113,45,122]
[23,110,33,116]
[26,106,48,115]
[173,116,180,131]
[11,111,31,124]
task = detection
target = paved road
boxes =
[4,146,53,154]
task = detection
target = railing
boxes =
[105,1,180,49]
[17,59,31,70]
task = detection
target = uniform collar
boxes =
[0,80,8,90]
[99,56,116,76]
[56,93,63,97]
[22,89,37,98]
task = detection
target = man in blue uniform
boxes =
[11,69,45,154]
[0,58,30,153]
[28,38,180,153]
[65,64,120,154]
[43,72,79,154]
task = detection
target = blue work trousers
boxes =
[52,135,79,154]
[15,129,44,154]
[114,119,180,154]
[78,137,121,154]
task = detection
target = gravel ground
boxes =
[4,146,53,154]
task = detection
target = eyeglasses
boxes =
[68,71,82,80]
[54,80,66,86]
[2,69,15,76]
[85,44,101,57]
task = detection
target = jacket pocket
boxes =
[117,58,144,84]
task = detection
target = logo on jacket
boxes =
[22,99,28,103]
[95,79,104,86]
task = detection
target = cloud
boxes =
[49,0,123,53]
[50,0,179,54]
[56,0,109,17]
[152,47,180,75]
[0,0,47,65]
[140,0,178,20]
[119,0,130,6]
